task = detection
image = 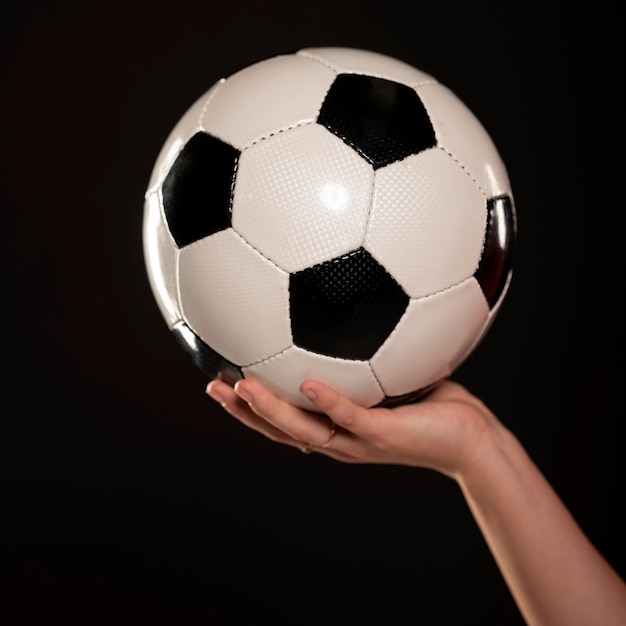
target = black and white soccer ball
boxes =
[143,47,516,411]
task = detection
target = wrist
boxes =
[453,410,518,490]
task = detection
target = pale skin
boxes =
[206,377,626,626]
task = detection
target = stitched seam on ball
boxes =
[367,361,386,396]
[228,217,295,275]
[145,81,227,197]
[296,50,340,74]
[227,229,289,277]
[293,51,339,119]
[242,344,292,369]
[297,50,439,89]
[411,275,477,302]
[475,203,491,273]
[436,145,487,200]
[198,78,226,131]
[439,146,489,270]
[410,79,439,89]
[361,172,378,248]
[373,276,479,366]
[434,145,489,272]
[243,120,316,150]
[228,156,238,221]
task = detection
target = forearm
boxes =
[457,424,626,626]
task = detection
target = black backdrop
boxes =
[2,2,624,624]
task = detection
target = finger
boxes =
[209,379,378,461]
[206,379,293,445]
[233,378,339,449]
[299,380,382,439]
[206,379,244,412]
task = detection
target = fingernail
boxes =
[234,382,253,404]
[206,382,224,405]
[300,385,317,401]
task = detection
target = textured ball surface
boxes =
[143,47,516,411]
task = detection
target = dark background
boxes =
[1,1,623,624]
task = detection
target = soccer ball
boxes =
[143,47,516,411]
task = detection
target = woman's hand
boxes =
[206,377,503,480]
[206,376,626,625]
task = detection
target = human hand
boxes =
[206,377,503,481]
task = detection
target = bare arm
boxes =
[456,415,626,626]
[207,377,626,625]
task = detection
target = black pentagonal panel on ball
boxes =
[290,248,409,360]
[474,195,516,308]
[162,132,239,248]
[317,74,436,169]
